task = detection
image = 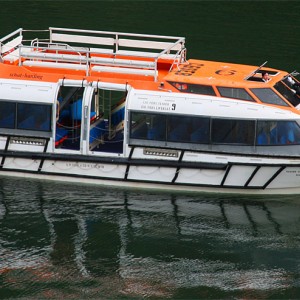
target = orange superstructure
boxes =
[1,27,299,114]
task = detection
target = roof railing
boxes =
[48,27,186,80]
[0,28,23,58]
[1,27,186,81]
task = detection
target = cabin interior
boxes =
[55,85,126,153]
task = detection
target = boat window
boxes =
[130,111,300,148]
[183,116,210,144]
[130,112,151,140]
[168,81,216,96]
[147,114,167,141]
[217,87,255,102]
[0,101,16,129]
[135,114,167,141]
[274,78,300,107]
[282,75,300,90]
[256,120,300,145]
[250,88,289,106]
[17,103,52,132]
[130,112,210,144]
[211,119,255,145]
[129,112,169,142]
[0,101,51,132]
[167,115,190,143]
[167,115,210,143]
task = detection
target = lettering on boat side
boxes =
[65,162,105,169]
[9,73,44,80]
[140,99,176,111]
[174,63,204,76]
[286,170,300,176]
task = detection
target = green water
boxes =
[1,177,300,299]
[1,1,300,299]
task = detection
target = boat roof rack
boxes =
[0,27,187,81]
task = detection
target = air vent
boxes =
[143,148,178,157]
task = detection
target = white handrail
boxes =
[0,28,23,55]
[0,28,22,43]
[1,27,187,81]
[49,26,184,41]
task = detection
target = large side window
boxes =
[250,88,289,106]
[217,87,255,102]
[166,115,209,143]
[147,115,167,141]
[0,101,51,132]
[256,120,300,145]
[130,112,210,144]
[0,101,16,128]
[188,117,210,144]
[130,112,167,141]
[130,112,150,140]
[130,111,300,149]
[212,119,255,145]
[167,115,191,143]
[17,103,51,131]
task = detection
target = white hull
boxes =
[1,153,300,195]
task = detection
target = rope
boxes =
[56,122,81,129]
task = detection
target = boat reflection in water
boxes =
[0,177,299,298]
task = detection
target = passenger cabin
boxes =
[0,27,300,158]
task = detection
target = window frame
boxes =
[217,86,255,102]
[0,100,52,134]
[250,88,290,107]
[274,80,300,107]
[168,81,216,96]
[211,118,256,145]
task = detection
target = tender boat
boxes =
[0,27,300,194]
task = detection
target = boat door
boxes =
[83,82,129,155]
[54,79,89,153]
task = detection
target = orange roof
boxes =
[164,59,287,88]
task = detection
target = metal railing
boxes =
[1,27,187,80]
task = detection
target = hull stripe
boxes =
[0,136,10,168]
[124,146,135,180]
[221,164,232,186]
[244,166,261,187]
[38,138,50,172]
[263,166,286,189]
[172,150,185,183]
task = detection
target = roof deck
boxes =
[165,59,287,88]
[0,27,187,81]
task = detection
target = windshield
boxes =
[274,76,300,107]
[250,88,289,106]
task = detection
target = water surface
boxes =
[1,177,300,298]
